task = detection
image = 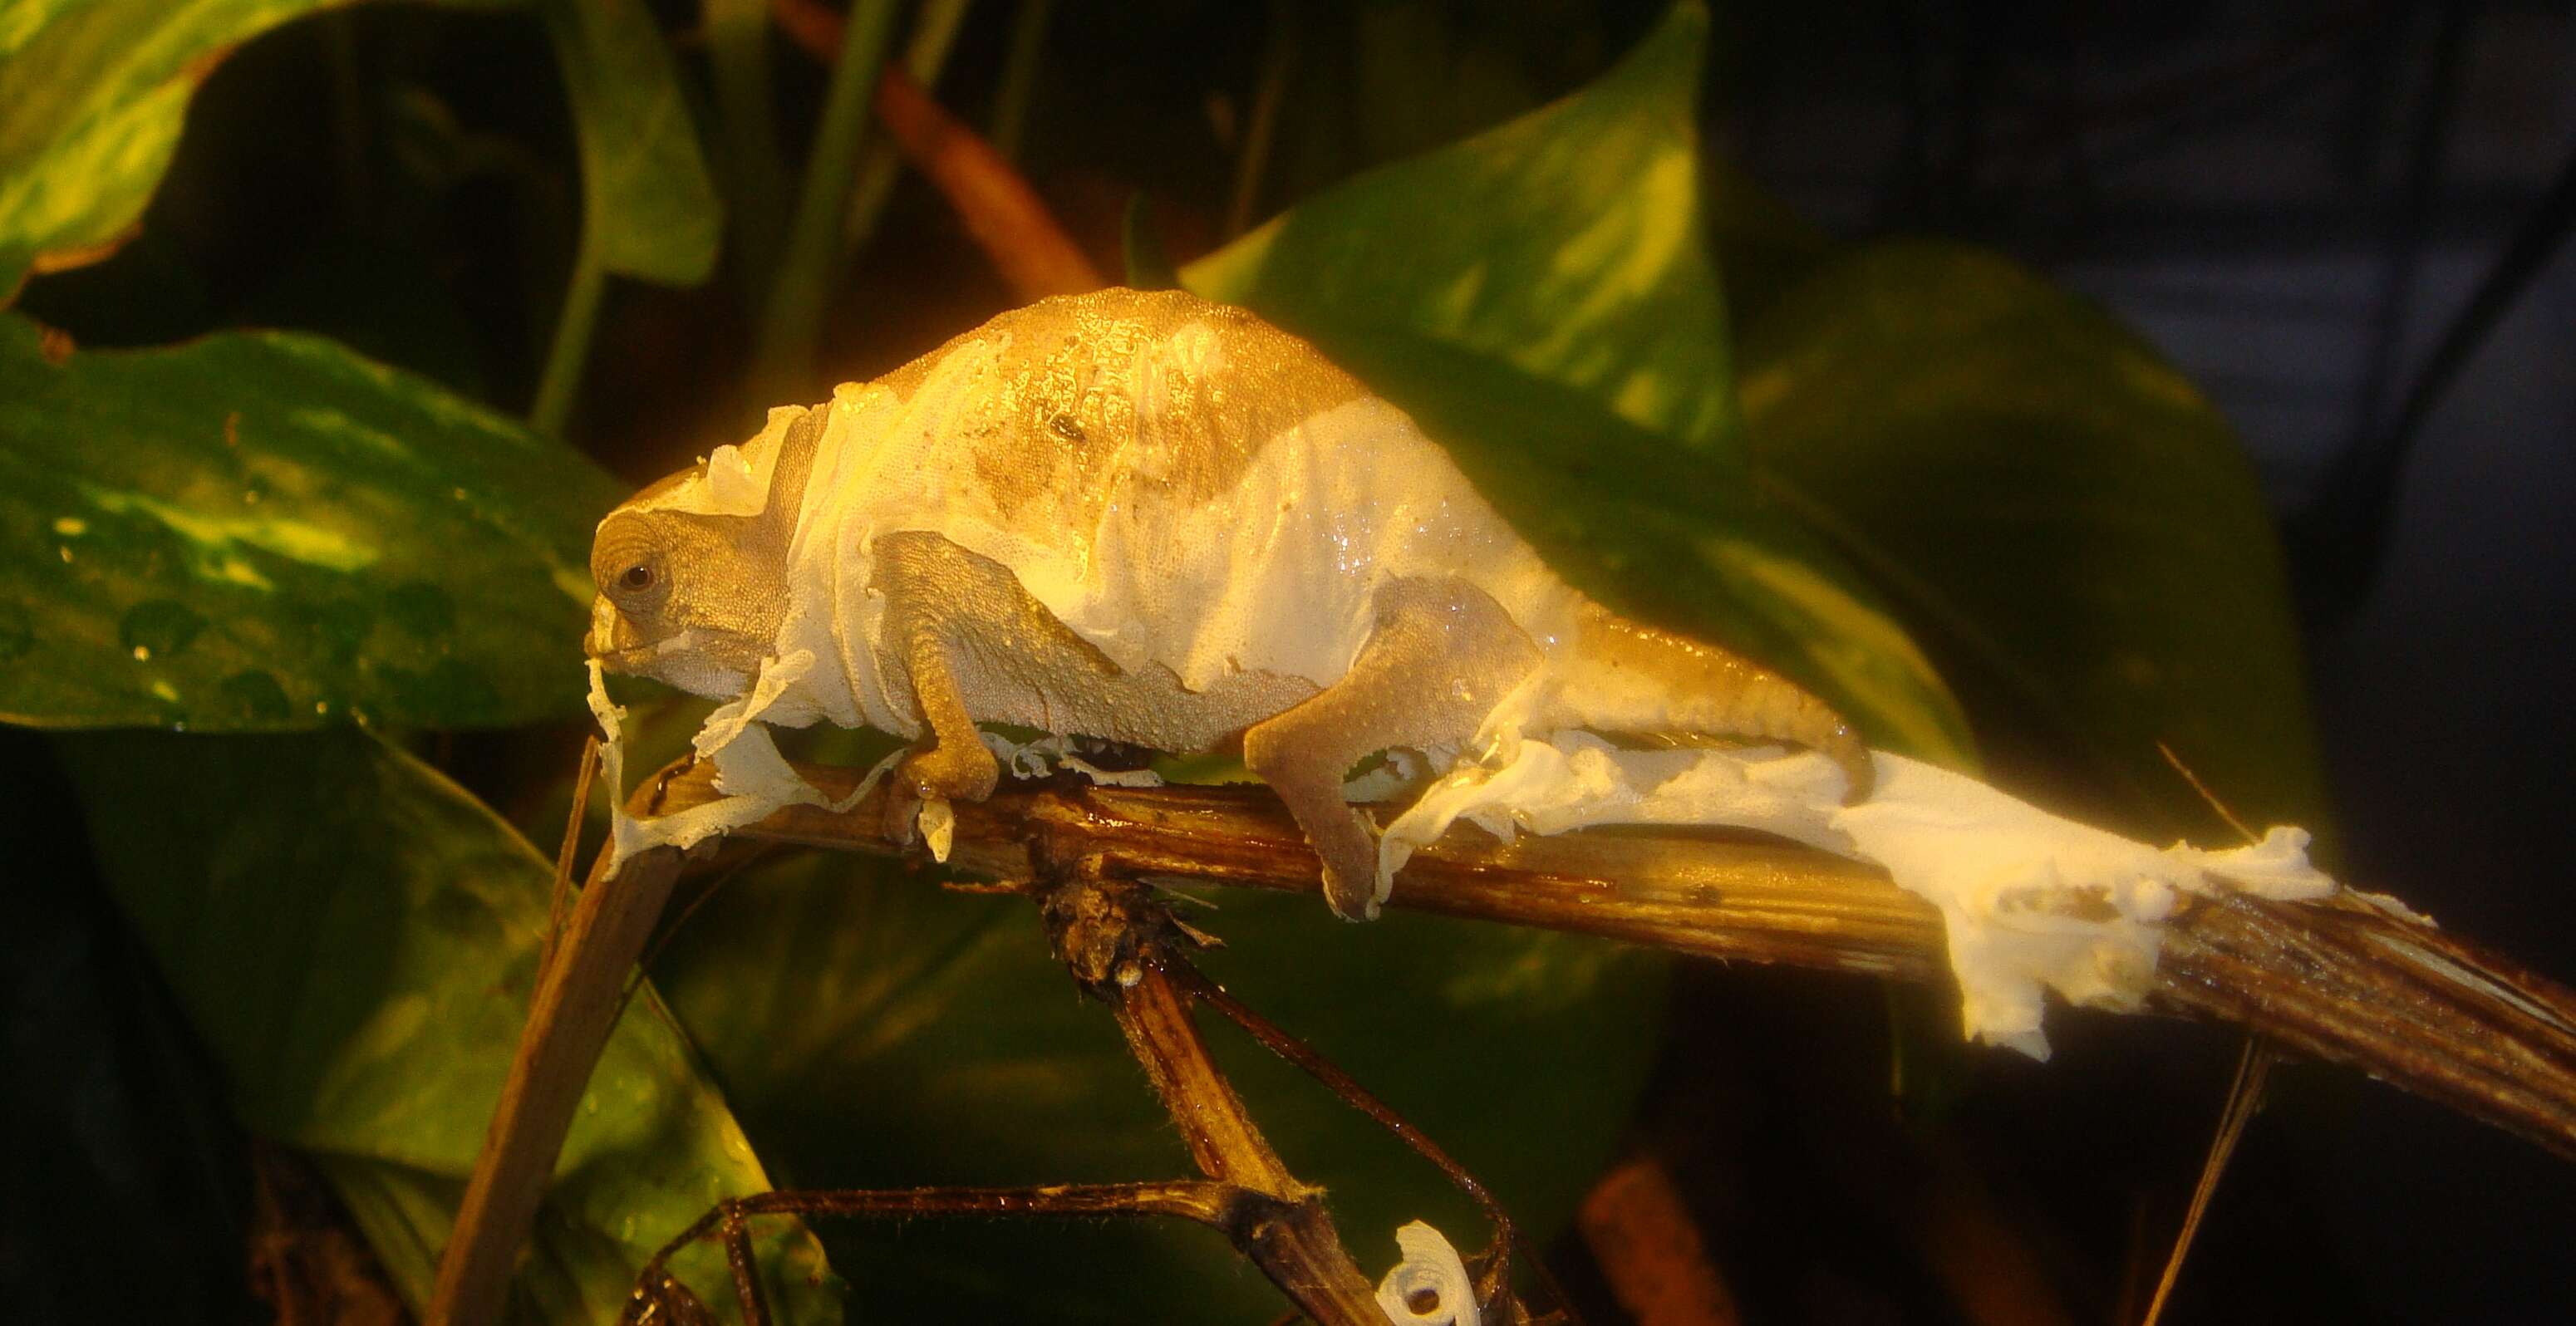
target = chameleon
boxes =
[585,287,1871,921]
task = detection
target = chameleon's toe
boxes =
[1312,808,1387,922]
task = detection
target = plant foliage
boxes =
[0,0,2326,1322]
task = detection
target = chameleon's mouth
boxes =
[584,598,687,670]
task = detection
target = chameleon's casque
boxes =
[587,288,1868,918]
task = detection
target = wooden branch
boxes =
[427,782,690,1326]
[672,755,2576,1162]
[435,750,2576,1326]
[1040,867,1384,1323]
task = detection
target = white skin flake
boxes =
[581,288,2338,1053]
[1375,1220,1479,1326]
[1382,733,2338,1057]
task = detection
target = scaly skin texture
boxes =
[587,288,1871,919]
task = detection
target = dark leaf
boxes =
[1736,240,2328,832]
[58,729,841,1324]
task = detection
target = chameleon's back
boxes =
[822,288,1586,696]
[867,288,1372,531]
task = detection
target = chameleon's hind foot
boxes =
[1312,807,1389,921]
[882,738,1000,846]
[1241,577,1543,921]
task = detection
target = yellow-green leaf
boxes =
[0,312,622,729]
[538,0,721,287]
[0,0,517,300]
[1188,0,1740,456]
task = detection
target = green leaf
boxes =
[538,0,722,287]
[1735,240,2328,832]
[648,845,1668,1323]
[1185,1,1972,762]
[0,312,622,729]
[1188,1,1738,458]
[0,0,516,301]
[57,729,841,1324]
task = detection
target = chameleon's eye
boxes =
[620,564,655,592]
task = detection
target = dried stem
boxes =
[1037,863,1385,1322]
[427,777,691,1326]
[438,750,2576,1325]
[666,754,2576,1161]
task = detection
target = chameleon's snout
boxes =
[585,596,642,665]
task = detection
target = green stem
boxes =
[705,0,789,302]
[987,0,1055,163]
[1227,0,1296,238]
[751,0,903,401]
[842,0,977,255]
[529,244,606,436]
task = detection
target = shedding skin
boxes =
[584,289,1873,920]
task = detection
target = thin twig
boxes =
[2141,1039,2274,1326]
[1036,862,1386,1323]
[1177,964,1561,1317]
[2156,740,2256,845]
[537,734,597,983]
[427,779,693,1326]
[628,1180,1281,1323]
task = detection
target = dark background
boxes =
[7,2,2571,1322]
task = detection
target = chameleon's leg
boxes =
[899,623,1001,798]
[1243,577,1541,921]
[880,614,1000,840]
[873,539,1006,840]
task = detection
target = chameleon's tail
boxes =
[1546,602,1875,803]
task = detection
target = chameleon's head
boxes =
[584,410,823,696]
